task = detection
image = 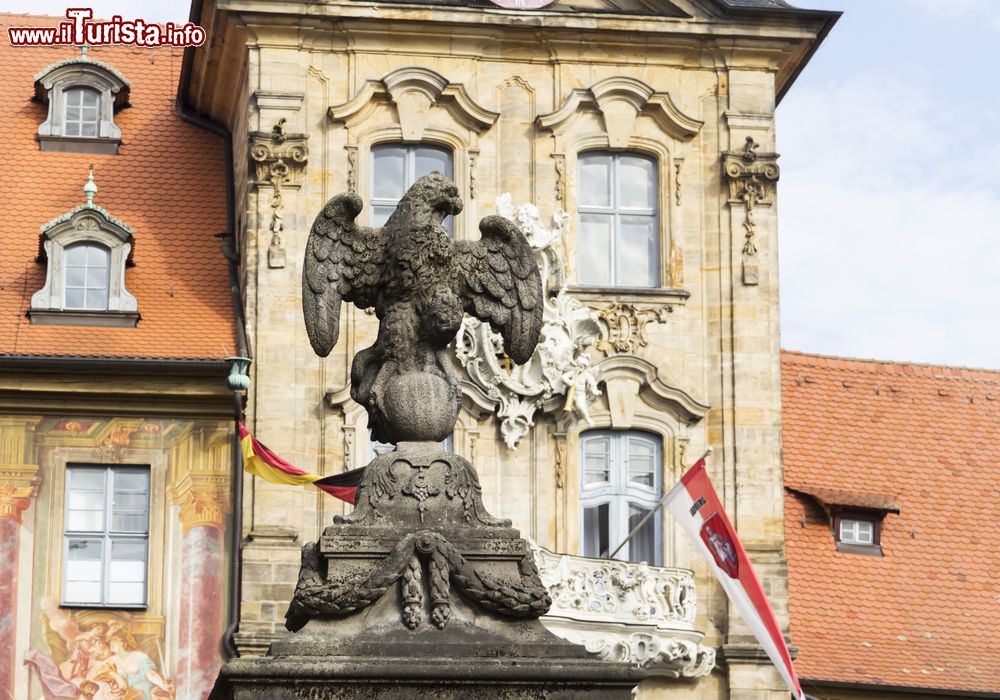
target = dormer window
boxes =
[34,48,130,154]
[787,486,898,558]
[29,169,138,327]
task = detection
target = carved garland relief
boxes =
[723,137,779,286]
[250,118,310,270]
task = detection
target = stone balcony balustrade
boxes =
[530,543,716,678]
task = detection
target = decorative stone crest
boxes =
[250,118,309,269]
[596,302,672,355]
[456,195,602,449]
[531,543,716,678]
[723,137,779,286]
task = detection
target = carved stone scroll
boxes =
[595,302,672,356]
[723,137,779,286]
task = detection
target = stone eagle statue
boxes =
[303,172,543,444]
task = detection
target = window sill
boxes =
[835,542,884,557]
[29,309,139,328]
[60,602,148,610]
[567,286,690,305]
[38,135,121,155]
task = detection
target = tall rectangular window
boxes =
[580,430,662,565]
[577,152,659,288]
[63,466,150,607]
[371,144,453,231]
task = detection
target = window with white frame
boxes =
[577,152,659,288]
[63,86,101,137]
[63,243,110,310]
[580,430,662,565]
[63,466,150,607]
[839,517,875,546]
[371,144,453,231]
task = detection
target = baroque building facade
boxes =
[179,0,836,697]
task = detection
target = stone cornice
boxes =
[596,355,709,424]
[329,67,498,137]
[538,77,702,143]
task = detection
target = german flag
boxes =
[239,422,364,504]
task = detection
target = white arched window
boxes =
[580,429,662,565]
[577,152,658,287]
[63,243,110,310]
[63,86,100,138]
[371,144,453,232]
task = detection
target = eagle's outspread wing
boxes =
[453,214,543,364]
[302,192,386,357]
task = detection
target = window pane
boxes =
[617,215,657,287]
[65,265,85,287]
[583,437,610,485]
[372,205,395,228]
[583,503,610,558]
[65,538,103,604]
[627,503,657,564]
[85,288,108,310]
[415,147,452,179]
[64,287,86,309]
[628,438,656,488]
[111,470,148,532]
[86,246,109,266]
[109,539,146,604]
[65,246,88,266]
[85,265,108,291]
[618,155,656,209]
[80,121,98,137]
[66,106,81,122]
[579,154,611,208]
[67,470,105,531]
[81,90,99,107]
[579,214,613,286]
[372,147,406,200]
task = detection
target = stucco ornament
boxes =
[456,194,602,449]
[302,173,543,444]
[530,542,716,678]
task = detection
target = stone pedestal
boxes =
[212,443,642,698]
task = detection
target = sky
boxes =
[4,0,998,369]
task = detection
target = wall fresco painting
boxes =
[24,601,174,699]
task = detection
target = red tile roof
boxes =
[0,15,235,360]
[782,350,1000,694]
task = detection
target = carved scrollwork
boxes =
[285,530,551,632]
[595,302,672,356]
[456,195,602,449]
[723,137,779,286]
[529,542,715,678]
[251,119,310,269]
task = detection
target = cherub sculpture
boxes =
[303,172,542,443]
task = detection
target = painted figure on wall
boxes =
[24,601,174,699]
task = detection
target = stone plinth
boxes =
[212,443,642,698]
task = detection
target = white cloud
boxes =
[778,73,1000,369]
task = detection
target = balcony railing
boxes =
[530,543,716,678]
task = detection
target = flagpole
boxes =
[607,446,712,561]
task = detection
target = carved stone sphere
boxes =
[382,372,458,442]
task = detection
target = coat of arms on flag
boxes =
[700,512,739,578]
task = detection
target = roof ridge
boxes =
[781,348,1000,380]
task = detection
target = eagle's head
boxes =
[402,171,464,227]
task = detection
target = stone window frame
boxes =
[369,142,455,233]
[536,77,702,297]
[61,463,151,609]
[328,66,499,242]
[553,354,709,566]
[30,205,139,327]
[35,54,131,154]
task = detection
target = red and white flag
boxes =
[665,453,805,700]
